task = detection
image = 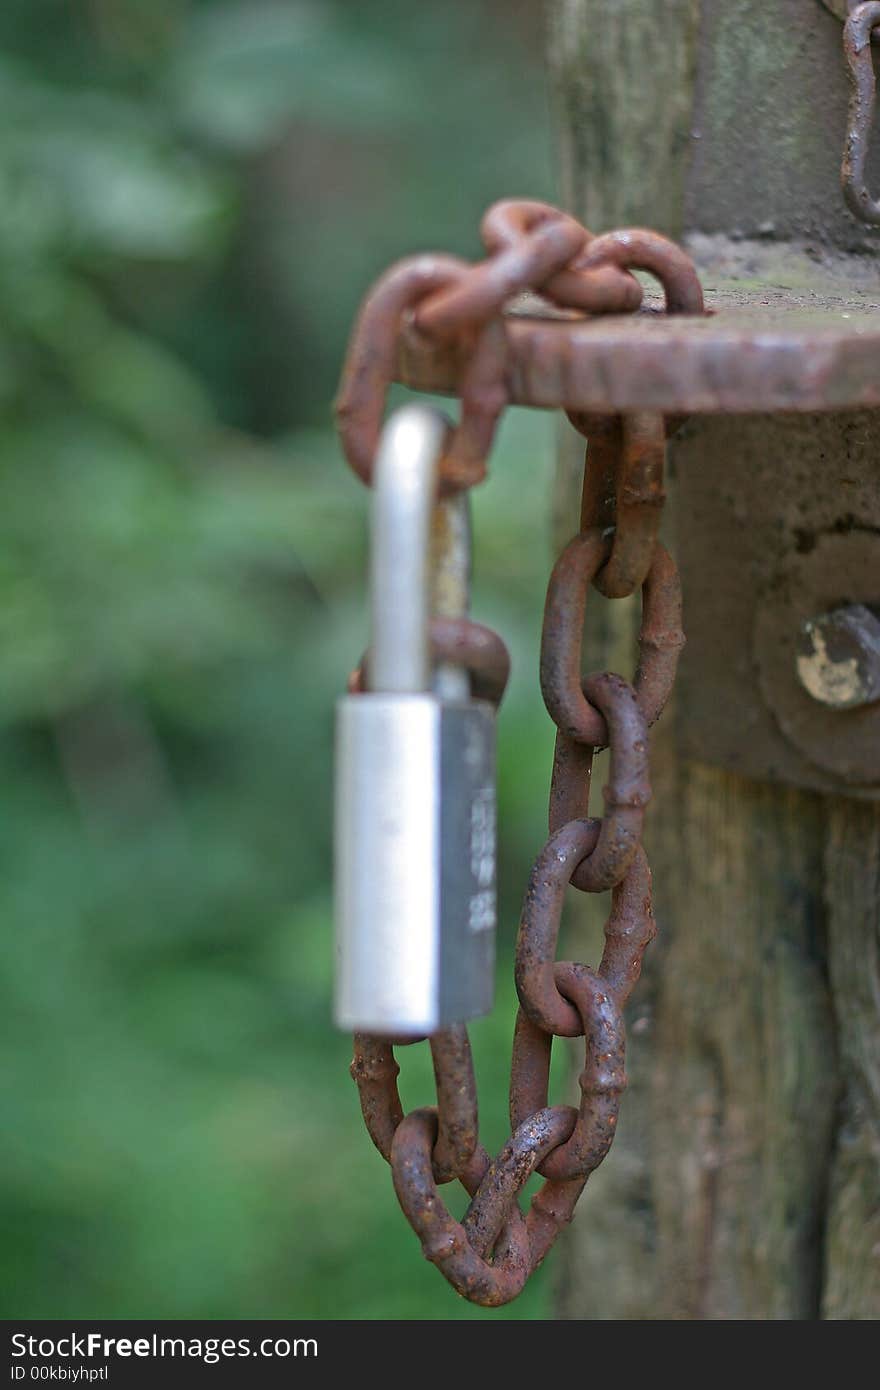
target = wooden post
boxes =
[547,0,880,1319]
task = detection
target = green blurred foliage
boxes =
[0,0,567,1318]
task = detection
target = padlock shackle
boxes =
[370,404,451,693]
[430,492,472,702]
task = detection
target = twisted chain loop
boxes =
[335,198,701,494]
[340,200,698,1305]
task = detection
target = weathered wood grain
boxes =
[547,1,878,1319]
[546,0,700,239]
[822,802,880,1318]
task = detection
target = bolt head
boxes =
[796,603,880,709]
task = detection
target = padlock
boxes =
[334,403,497,1034]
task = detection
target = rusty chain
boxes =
[832,1,880,223]
[337,199,701,1306]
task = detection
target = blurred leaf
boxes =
[0,0,557,1323]
[168,1,416,152]
[0,59,233,263]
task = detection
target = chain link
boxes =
[339,199,700,1306]
[841,2,880,224]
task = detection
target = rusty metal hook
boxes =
[334,254,508,494]
[842,2,880,223]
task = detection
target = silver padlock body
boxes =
[334,693,496,1033]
